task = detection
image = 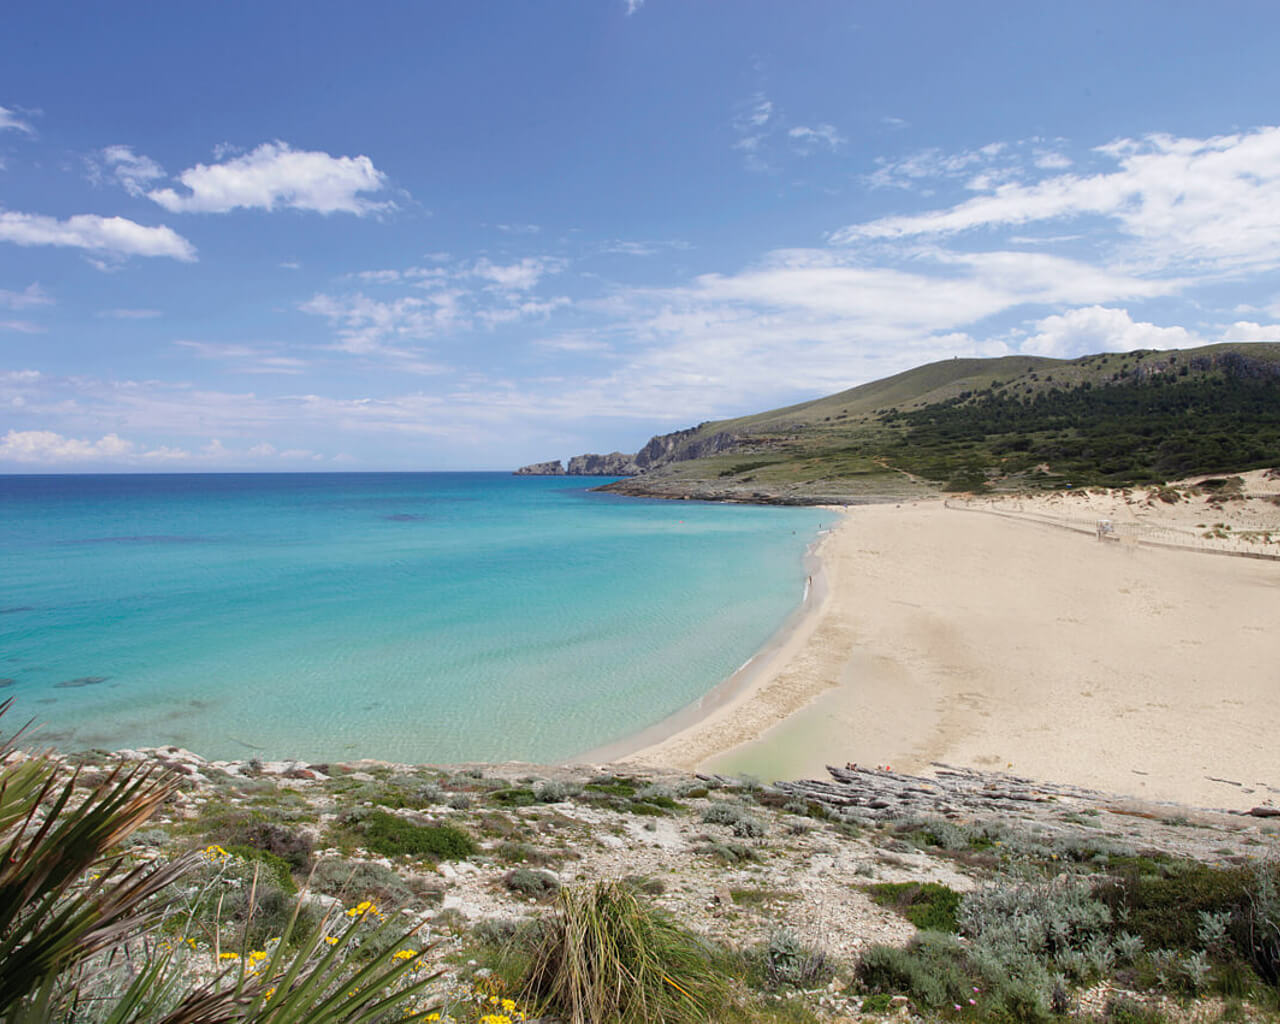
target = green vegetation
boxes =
[520,882,727,1024]
[359,810,477,860]
[605,343,1280,495]
[867,881,963,932]
[0,700,440,1021]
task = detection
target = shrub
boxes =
[359,810,477,860]
[534,779,580,803]
[758,931,836,990]
[858,932,970,1009]
[731,815,766,839]
[505,868,561,901]
[309,858,413,904]
[868,882,962,932]
[222,843,297,894]
[519,882,726,1023]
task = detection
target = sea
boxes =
[0,473,826,765]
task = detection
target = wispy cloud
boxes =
[624,0,644,15]
[0,211,196,261]
[788,124,845,152]
[94,145,166,196]
[838,126,1280,275]
[0,283,52,310]
[0,105,34,134]
[97,307,162,319]
[0,320,46,334]
[148,141,391,215]
[174,340,310,374]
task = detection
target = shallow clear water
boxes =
[0,473,825,763]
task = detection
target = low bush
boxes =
[757,931,836,990]
[858,931,970,1010]
[309,858,413,904]
[359,810,477,860]
[868,881,962,932]
[505,868,561,901]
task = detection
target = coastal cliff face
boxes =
[517,428,746,479]
[513,460,564,475]
[566,451,640,475]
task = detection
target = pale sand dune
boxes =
[622,496,1280,811]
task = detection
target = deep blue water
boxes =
[0,473,824,763]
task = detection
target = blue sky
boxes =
[4,2,1280,471]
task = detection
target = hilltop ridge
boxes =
[517,342,1280,502]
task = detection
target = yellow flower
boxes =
[204,844,230,861]
[501,998,516,1013]
[218,952,240,960]
[324,936,339,945]
[392,949,418,961]
[264,987,276,1001]
[479,1016,512,1024]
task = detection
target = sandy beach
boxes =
[622,476,1280,811]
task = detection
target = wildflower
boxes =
[954,1004,962,1011]
[264,987,276,1001]
[324,936,339,945]
[393,949,418,961]
[219,952,240,960]
[501,998,516,1013]
[204,844,230,861]
[479,1016,512,1024]
[345,899,381,918]
[969,998,977,1005]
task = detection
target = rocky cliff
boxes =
[517,427,746,479]
[566,452,640,475]
[513,460,564,475]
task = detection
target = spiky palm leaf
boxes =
[0,699,184,1015]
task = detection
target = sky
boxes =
[4,2,1280,471]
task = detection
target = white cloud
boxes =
[865,142,1011,191]
[148,141,390,215]
[1020,306,1198,358]
[471,256,560,291]
[97,308,161,319]
[248,442,277,457]
[1222,320,1280,342]
[0,283,51,310]
[100,145,165,196]
[837,126,1280,275]
[788,124,845,152]
[0,429,134,462]
[0,211,196,261]
[495,222,541,234]
[0,105,33,134]
[174,340,309,374]
[0,320,45,333]
[624,0,643,14]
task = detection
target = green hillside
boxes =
[606,343,1280,499]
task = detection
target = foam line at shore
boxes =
[579,521,837,765]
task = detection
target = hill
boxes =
[581,343,1280,502]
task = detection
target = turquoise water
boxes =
[0,473,824,763]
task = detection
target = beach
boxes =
[622,478,1280,811]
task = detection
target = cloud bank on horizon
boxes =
[3,3,1280,470]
